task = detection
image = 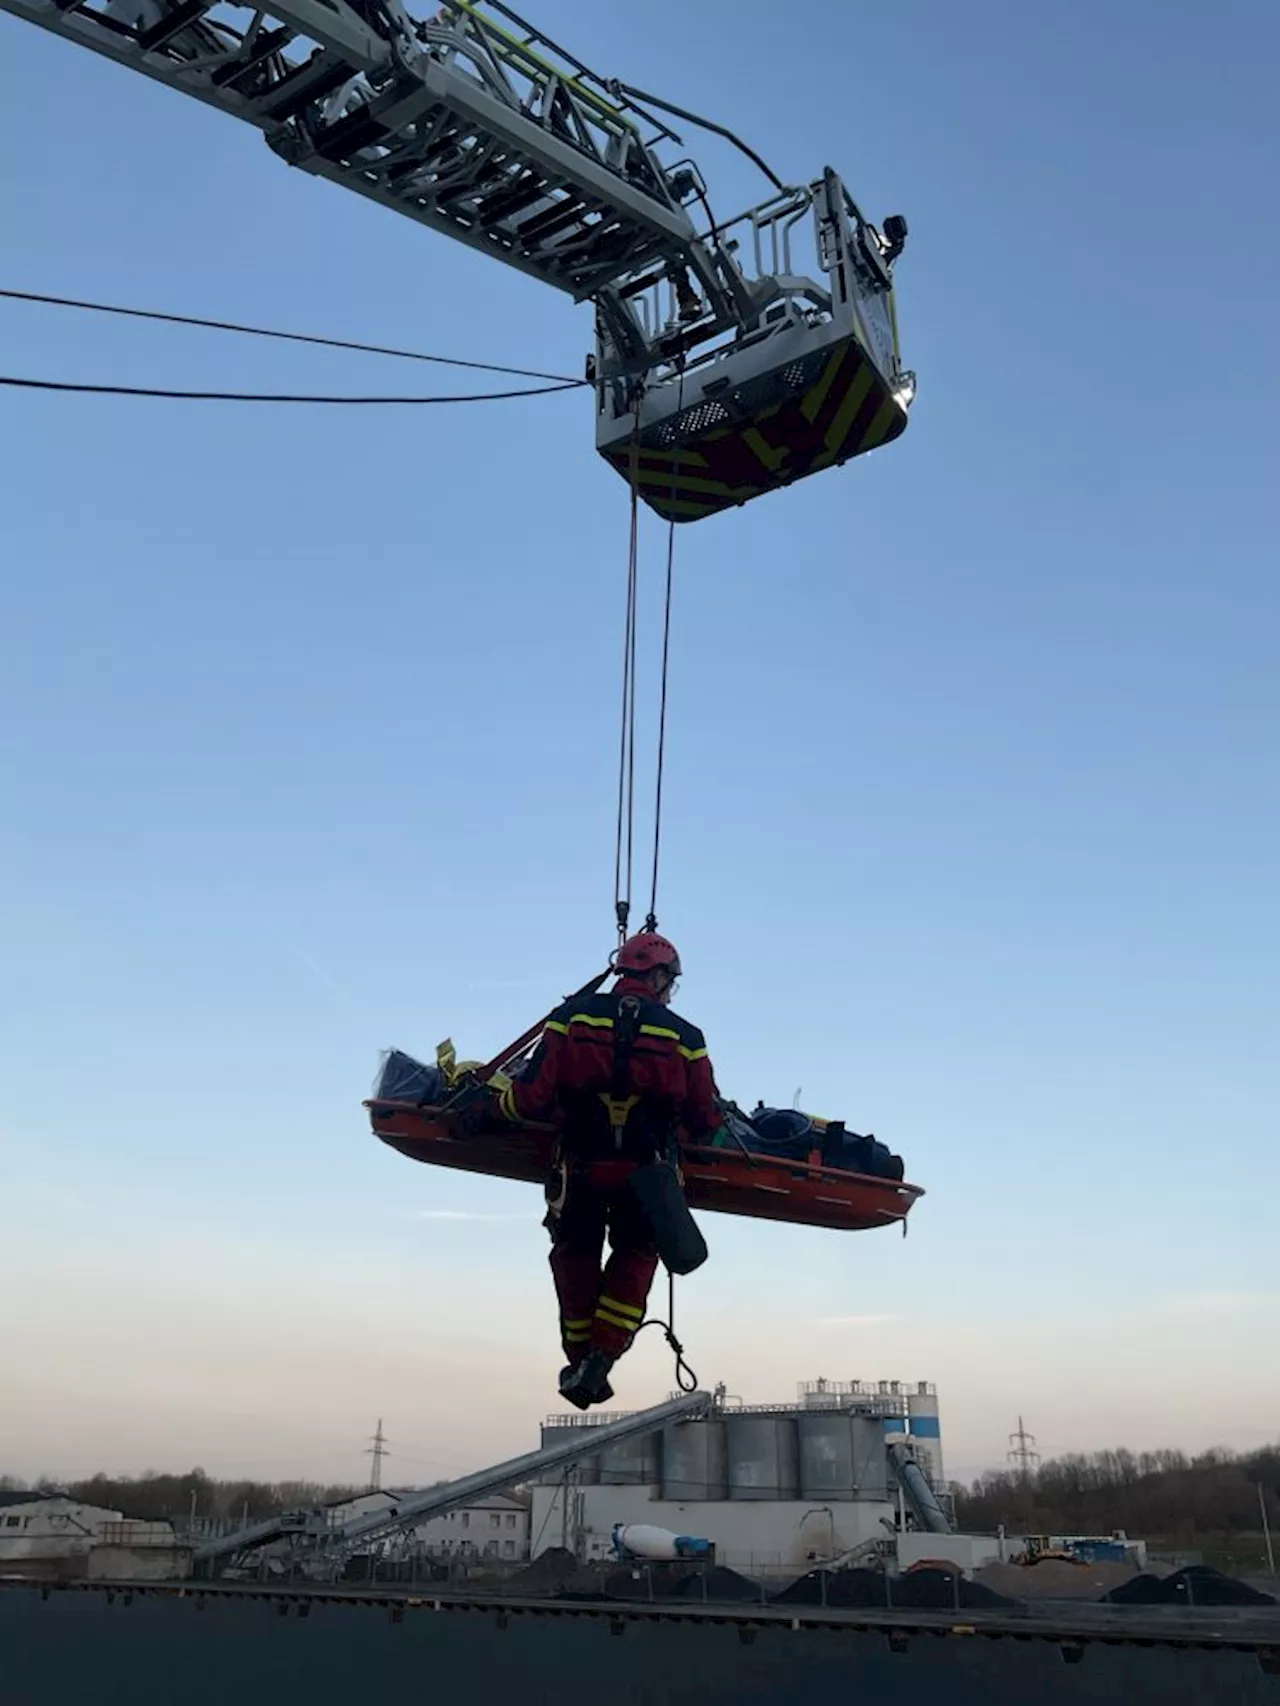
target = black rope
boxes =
[644,365,686,934]
[638,1270,698,1393]
[0,375,579,405]
[606,80,787,195]
[613,425,642,944]
[0,287,586,386]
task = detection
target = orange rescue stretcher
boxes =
[365,1098,923,1235]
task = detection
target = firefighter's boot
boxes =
[558,1350,616,1409]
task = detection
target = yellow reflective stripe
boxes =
[800,344,848,425]
[563,1327,592,1342]
[679,1045,708,1062]
[857,393,905,454]
[741,426,787,474]
[823,363,876,454]
[597,1295,644,1323]
[561,1317,593,1330]
[595,1309,639,1334]
[544,1020,569,1035]
[451,0,638,134]
[568,1013,614,1029]
[639,1024,679,1041]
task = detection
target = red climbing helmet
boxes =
[614,931,682,979]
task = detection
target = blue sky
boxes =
[2,0,1277,1488]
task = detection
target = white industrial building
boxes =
[530,1378,946,1577]
[0,1493,184,1578]
[322,1490,530,1562]
[0,1495,126,1561]
[414,1494,529,1560]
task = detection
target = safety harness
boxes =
[599,992,643,1151]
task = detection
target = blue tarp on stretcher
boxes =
[724,1106,905,1181]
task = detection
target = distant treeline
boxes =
[1,1470,376,1522]
[0,1468,528,1523]
[954,1444,1280,1540]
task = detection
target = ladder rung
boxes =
[210,24,294,89]
[254,53,355,124]
[136,0,208,52]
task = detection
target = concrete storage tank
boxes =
[538,1424,599,1484]
[598,1431,660,1489]
[661,1420,728,1502]
[798,1413,858,1499]
[850,1417,888,1499]
[907,1383,944,1481]
[727,1415,799,1500]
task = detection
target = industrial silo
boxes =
[726,1415,799,1501]
[798,1413,858,1499]
[850,1417,889,1499]
[539,1423,599,1485]
[661,1420,728,1502]
[598,1431,660,1490]
[907,1383,944,1483]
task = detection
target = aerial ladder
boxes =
[0,0,916,520]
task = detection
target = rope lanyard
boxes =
[638,1269,698,1393]
[613,429,642,946]
[645,514,676,934]
[613,365,686,943]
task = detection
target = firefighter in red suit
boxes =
[496,932,722,1409]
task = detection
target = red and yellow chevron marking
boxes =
[598,335,908,523]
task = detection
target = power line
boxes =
[366,1420,389,1493]
[1008,1416,1040,1479]
[0,374,579,404]
[0,287,588,387]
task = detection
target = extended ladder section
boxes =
[2,0,915,517]
[194,1387,712,1566]
[2,0,739,371]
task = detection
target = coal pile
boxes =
[506,1547,580,1596]
[1104,1566,1276,1608]
[772,1568,890,1608]
[670,1567,762,1603]
[893,1568,1013,1610]
[772,1567,1015,1611]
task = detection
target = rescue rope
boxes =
[644,514,677,934]
[638,1270,698,1394]
[613,429,642,945]
[643,363,686,932]
[613,362,686,940]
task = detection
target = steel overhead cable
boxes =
[0,376,580,404]
[0,286,588,387]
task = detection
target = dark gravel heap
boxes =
[893,1568,1014,1609]
[772,1568,889,1608]
[506,1547,579,1595]
[670,1567,763,1603]
[772,1566,1014,1610]
[1103,1566,1276,1608]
